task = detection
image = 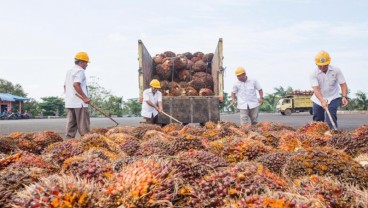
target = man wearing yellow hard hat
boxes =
[64,52,91,138]
[231,67,263,125]
[141,79,163,124]
[310,51,349,129]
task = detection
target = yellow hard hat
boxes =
[315,51,331,66]
[75,52,90,62]
[150,79,161,88]
[235,67,246,76]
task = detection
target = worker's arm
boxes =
[231,92,236,105]
[258,89,264,104]
[64,85,66,93]
[340,83,349,106]
[158,101,163,112]
[73,82,90,104]
[312,86,327,109]
[146,100,161,112]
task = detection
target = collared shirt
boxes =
[232,78,262,109]
[310,65,346,105]
[141,88,162,118]
[64,65,89,108]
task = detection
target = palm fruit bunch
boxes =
[0,137,18,154]
[41,139,84,166]
[277,132,303,152]
[251,132,280,148]
[251,121,295,134]
[131,123,162,140]
[161,123,183,134]
[80,133,120,154]
[81,147,121,162]
[135,138,172,157]
[327,131,368,157]
[283,147,368,188]
[293,175,367,207]
[177,124,206,136]
[352,124,368,138]
[173,150,227,182]
[61,153,114,185]
[105,126,135,136]
[4,132,40,154]
[168,134,205,155]
[183,86,198,96]
[186,162,287,207]
[222,137,274,163]
[168,81,184,96]
[297,121,329,137]
[89,127,109,135]
[107,133,140,156]
[216,121,246,138]
[0,151,57,173]
[0,167,47,207]
[11,174,101,208]
[100,157,183,207]
[32,131,63,151]
[256,152,293,175]
[141,129,174,142]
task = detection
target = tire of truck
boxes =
[309,108,313,115]
[285,109,292,116]
[281,112,285,115]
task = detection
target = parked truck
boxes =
[276,91,313,116]
[138,38,224,124]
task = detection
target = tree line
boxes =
[1,78,367,118]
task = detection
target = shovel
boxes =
[325,107,338,131]
[75,93,119,126]
[160,111,183,125]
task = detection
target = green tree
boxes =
[355,91,368,110]
[103,96,123,117]
[123,99,142,116]
[259,94,278,112]
[273,86,293,98]
[23,99,42,117]
[219,92,236,113]
[39,96,65,116]
[0,78,27,96]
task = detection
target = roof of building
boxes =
[0,93,30,102]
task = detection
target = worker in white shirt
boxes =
[141,79,163,124]
[231,67,263,125]
[310,51,349,129]
[64,52,91,138]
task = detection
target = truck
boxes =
[276,91,313,116]
[138,38,224,125]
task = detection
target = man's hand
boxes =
[82,97,91,104]
[259,97,264,105]
[321,100,328,109]
[342,97,349,106]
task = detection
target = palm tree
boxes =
[273,86,293,98]
[355,91,368,110]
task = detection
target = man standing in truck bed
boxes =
[231,67,263,125]
[141,79,163,124]
[310,50,349,129]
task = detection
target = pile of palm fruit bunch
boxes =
[152,51,215,96]
[1,121,368,207]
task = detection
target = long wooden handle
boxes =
[75,93,119,126]
[325,107,337,130]
[161,111,182,125]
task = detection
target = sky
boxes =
[0,0,367,101]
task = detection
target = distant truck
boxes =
[276,91,313,116]
[138,38,224,124]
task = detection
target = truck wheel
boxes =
[281,112,285,115]
[309,108,313,115]
[285,109,292,116]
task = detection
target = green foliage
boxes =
[354,91,368,110]
[219,92,235,113]
[122,99,141,116]
[39,96,65,116]
[23,99,42,116]
[0,78,27,97]
[102,96,123,117]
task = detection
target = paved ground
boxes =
[1,112,367,136]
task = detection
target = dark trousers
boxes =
[144,113,158,124]
[312,98,340,129]
[66,107,90,138]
